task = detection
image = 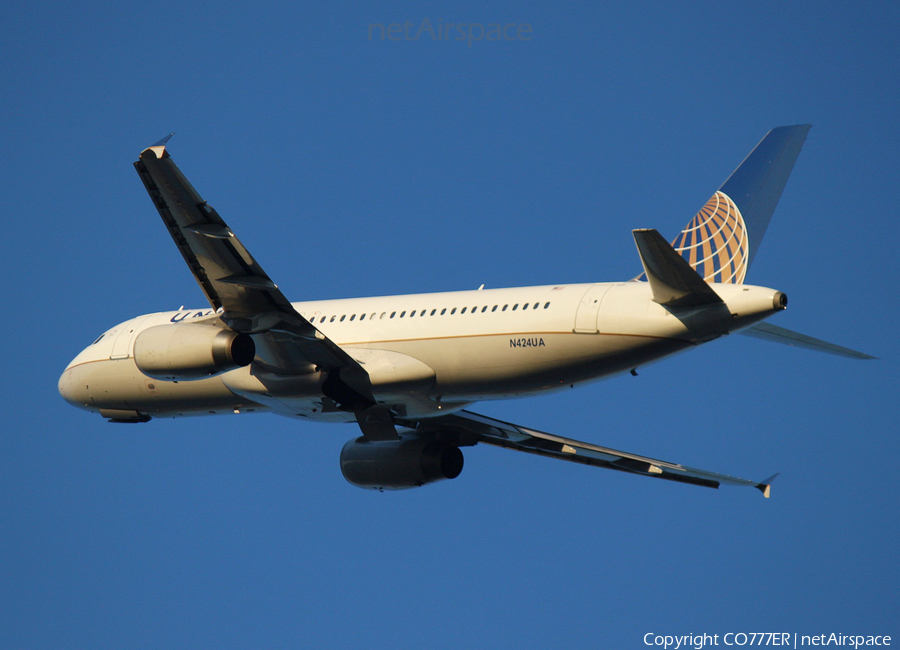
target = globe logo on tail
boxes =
[673,191,748,284]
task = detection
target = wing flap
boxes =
[135,145,294,318]
[134,139,375,405]
[409,410,775,496]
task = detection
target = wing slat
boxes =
[134,140,375,405]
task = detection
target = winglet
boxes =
[633,229,723,308]
[756,473,780,498]
[142,133,174,159]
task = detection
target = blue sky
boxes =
[2,2,898,648]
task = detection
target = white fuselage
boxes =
[59,280,784,423]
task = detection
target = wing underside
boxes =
[134,138,375,408]
[406,410,777,497]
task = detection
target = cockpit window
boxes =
[91,334,105,345]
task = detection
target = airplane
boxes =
[59,125,873,497]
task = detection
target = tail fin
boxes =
[670,125,811,284]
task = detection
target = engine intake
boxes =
[340,435,464,490]
[134,324,255,381]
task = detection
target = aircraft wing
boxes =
[134,136,374,408]
[408,410,777,497]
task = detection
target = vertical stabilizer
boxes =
[668,125,811,283]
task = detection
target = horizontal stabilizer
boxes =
[741,322,876,360]
[633,229,723,308]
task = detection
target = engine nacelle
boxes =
[133,324,255,381]
[340,436,464,490]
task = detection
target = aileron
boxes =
[134,139,375,404]
[408,410,774,496]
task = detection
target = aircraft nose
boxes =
[58,363,92,412]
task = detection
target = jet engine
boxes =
[340,435,464,490]
[133,324,255,381]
